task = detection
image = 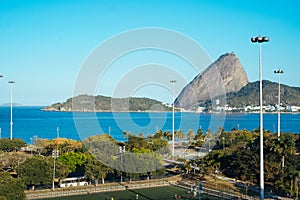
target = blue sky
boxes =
[0,0,299,105]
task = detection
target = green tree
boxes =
[176,130,185,142]
[34,138,85,156]
[85,158,112,185]
[125,134,149,152]
[182,160,193,175]
[205,128,213,139]
[56,152,91,175]
[0,138,26,152]
[0,152,29,173]
[17,156,52,190]
[153,130,164,139]
[52,159,69,180]
[163,131,171,140]
[270,133,295,168]
[150,138,170,155]
[200,150,224,175]
[195,128,205,147]
[186,129,195,143]
[83,134,120,171]
[0,172,25,200]
[273,155,299,197]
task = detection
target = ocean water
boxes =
[0,106,299,144]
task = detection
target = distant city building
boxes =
[206,104,300,113]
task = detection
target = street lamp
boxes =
[119,145,125,183]
[52,141,59,191]
[8,81,15,140]
[251,35,269,200]
[170,80,176,157]
[274,69,283,138]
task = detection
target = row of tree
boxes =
[1,127,300,199]
[0,133,170,199]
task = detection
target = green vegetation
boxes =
[0,172,25,200]
[1,128,300,199]
[198,128,300,199]
[202,80,300,108]
[43,95,172,112]
[17,156,53,190]
[0,138,26,152]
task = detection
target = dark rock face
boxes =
[174,52,249,110]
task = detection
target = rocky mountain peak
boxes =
[174,52,249,110]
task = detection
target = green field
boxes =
[40,186,219,200]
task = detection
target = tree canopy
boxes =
[0,138,26,152]
[17,155,52,190]
[0,172,25,200]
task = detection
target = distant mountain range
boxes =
[0,103,23,106]
[44,52,300,112]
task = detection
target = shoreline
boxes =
[41,108,300,114]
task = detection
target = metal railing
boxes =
[25,177,178,199]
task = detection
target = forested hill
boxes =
[203,80,300,107]
[42,95,172,112]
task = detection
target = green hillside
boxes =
[43,95,172,112]
[202,80,300,107]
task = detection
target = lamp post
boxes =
[119,145,125,183]
[52,142,59,191]
[8,81,15,140]
[170,80,176,157]
[274,69,283,138]
[251,35,269,200]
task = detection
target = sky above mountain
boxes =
[0,0,299,105]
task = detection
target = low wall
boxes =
[25,176,180,199]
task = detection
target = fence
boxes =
[26,175,257,200]
[25,176,179,199]
[173,180,256,200]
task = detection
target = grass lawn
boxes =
[40,185,220,200]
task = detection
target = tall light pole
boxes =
[52,141,59,191]
[274,69,283,138]
[251,35,269,200]
[8,81,15,140]
[119,145,125,183]
[170,80,176,157]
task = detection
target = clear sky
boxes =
[0,0,299,105]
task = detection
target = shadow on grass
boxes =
[127,189,153,200]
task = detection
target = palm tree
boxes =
[177,130,185,142]
[153,130,164,139]
[123,131,128,140]
[85,159,113,185]
[271,133,295,168]
[187,129,195,143]
[195,128,205,146]
[163,131,171,141]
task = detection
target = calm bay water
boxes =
[0,106,299,144]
